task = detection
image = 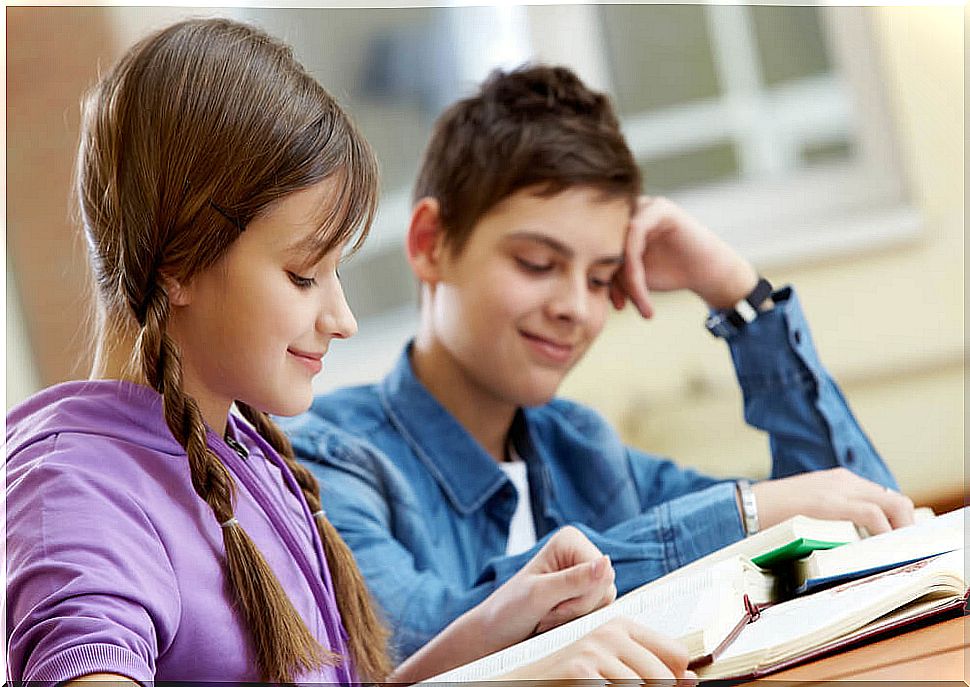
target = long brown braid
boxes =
[135,283,334,680]
[237,402,393,682]
[77,18,389,683]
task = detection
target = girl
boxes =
[5,17,692,684]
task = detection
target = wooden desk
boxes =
[754,615,967,682]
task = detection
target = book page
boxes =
[931,505,967,530]
[425,559,748,682]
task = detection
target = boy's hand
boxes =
[752,468,916,534]
[611,196,759,318]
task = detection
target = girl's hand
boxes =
[390,526,618,682]
[474,525,617,651]
[611,196,758,318]
[501,616,696,682]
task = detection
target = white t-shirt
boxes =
[498,447,538,556]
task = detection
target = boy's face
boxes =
[428,185,630,407]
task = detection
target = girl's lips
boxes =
[520,330,574,365]
[287,348,323,374]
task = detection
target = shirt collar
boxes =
[378,343,508,516]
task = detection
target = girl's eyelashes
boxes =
[286,270,317,289]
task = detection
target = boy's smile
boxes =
[518,329,576,366]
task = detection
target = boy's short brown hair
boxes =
[413,64,642,254]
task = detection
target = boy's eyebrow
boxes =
[505,231,625,265]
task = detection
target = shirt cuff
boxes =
[659,481,745,572]
[727,286,823,395]
[26,642,153,684]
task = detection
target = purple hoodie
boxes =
[6,380,355,684]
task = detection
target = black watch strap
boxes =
[705,277,774,338]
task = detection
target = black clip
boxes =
[224,435,249,460]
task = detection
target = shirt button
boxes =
[845,448,856,464]
[793,329,802,345]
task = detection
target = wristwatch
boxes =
[736,479,760,536]
[705,277,774,338]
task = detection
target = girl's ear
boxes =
[161,272,192,307]
[406,197,447,285]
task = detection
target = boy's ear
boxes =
[407,197,447,284]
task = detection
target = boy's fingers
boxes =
[848,500,893,536]
[828,472,914,532]
[623,203,655,315]
[856,479,915,528]
[609,281,627,310]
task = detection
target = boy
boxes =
[279,65,913,661]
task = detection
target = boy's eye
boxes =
[515,257,553,273]
[589,270,619,291]
[286,271,317,289]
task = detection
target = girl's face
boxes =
[427,185,630,408]
[168,179,357,427]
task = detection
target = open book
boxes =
[698,549,967,679]
[425,507,966,682]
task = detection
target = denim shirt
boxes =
[280,287,898,662]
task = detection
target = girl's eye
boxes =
[515,257,553,273]
[287,271,317,289]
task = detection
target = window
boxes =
[530,5,917,265]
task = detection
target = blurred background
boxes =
[6,4,964,512]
